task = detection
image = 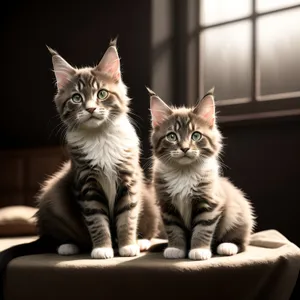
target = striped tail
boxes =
[0,236,57,300]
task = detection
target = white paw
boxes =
[217,243,238,256]
[138,239,151,252]
[91,247,114,259]
[119,244,140,257]
[57,244,79,256]
[188,248,212,260]
[164,247,185,259]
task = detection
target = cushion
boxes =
[0,206,38,237]
[2,230,300,300]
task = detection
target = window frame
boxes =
[198,0,300,123]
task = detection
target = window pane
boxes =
[200,0,251,26]
[257,9,300,96]
[256,0,300,13]
[201,21,252,102]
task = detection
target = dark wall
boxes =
[220,116,300,246]
[1,0,152,159]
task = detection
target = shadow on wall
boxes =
[220,117,300,247]
[0,0,152,161]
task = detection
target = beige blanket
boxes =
[1,230,300,300]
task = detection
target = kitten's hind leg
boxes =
[136,188,158,252]
[214,220,252,255]
[138,239,152,252]
[57,243,80,256]
[216,242,238,256]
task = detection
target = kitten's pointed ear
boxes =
[95,44,120,81]
[47,46,75,90]
[147,87,172,128]
[193,87,216,127]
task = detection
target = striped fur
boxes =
[149,90,255,260]
[35,41,159,259]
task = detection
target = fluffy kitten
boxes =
[149,88,255,260]
[34,41,159,259]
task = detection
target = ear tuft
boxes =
[145,86,156,96]
[109,36,118,47]
[46,45,58,56]
[207,86,215,95]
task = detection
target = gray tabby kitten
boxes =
[35,41,159,259]
[148,88,255,260]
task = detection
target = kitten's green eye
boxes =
[97,89,109,100]
[71,93,83,103]
[191,131,202,141]
[166,132,178,142]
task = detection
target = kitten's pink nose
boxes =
[181,147,190,153]
[86,107,96,114]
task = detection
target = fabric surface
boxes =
[0,236,37,251]
[1,230,300,300]
[0,206,37,237]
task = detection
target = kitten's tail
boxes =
[0,236,57,300]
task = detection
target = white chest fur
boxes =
[67,116,139,211]
[163,168,200,228]
[156,159,219,228]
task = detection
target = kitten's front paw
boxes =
[57,243,79,256]
[91,247,114,259]
[189,248,212,260]
[119,245,140,257]
[217,243,238,256]
[138,239,151,252]
[164,247,185,259]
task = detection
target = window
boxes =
[199,0,300,122]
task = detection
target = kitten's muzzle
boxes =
[86,107,96,114]
[180,150,198,160]
[181,147,190,153]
